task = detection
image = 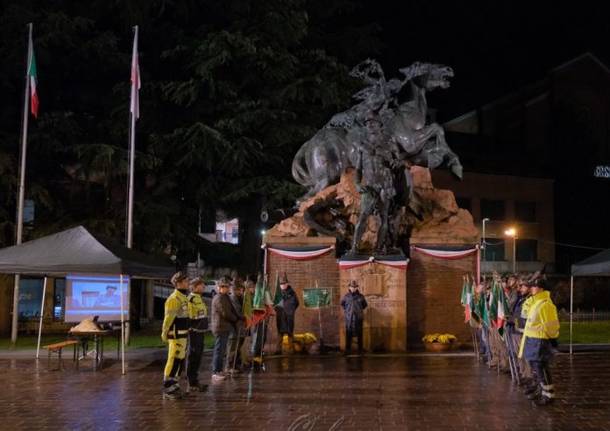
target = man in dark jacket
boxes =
[341,280,368,355]
[228,279,246,372]
[275,273,299,354]
[509,279,532,383]
[210,276,240,382]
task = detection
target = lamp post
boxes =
[481,218,490,262]
[504,227,517,273]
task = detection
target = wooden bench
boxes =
[43,340,78,370]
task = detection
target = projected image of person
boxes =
[65,275,130,322]
[94,285,121,307]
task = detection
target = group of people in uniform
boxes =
[160,271,304,399]
[160,270,371,400]
[472,272,560,406]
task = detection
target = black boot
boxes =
[526,385,542,400]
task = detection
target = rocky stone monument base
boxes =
[265,167,479,352]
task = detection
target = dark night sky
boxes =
[360,0,610,121]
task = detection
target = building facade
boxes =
[433,170,554,274]
[442,53,610,272]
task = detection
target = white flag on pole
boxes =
[130,26,140,119]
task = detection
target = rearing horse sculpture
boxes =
[291,60,463,202]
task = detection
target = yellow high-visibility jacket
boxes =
[162,289,189,339]
[518,290,560,357]
[188,292,208,332]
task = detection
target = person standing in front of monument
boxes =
[341,280,368,355]
[161,272,190,400]
[210,276,240,382]
[275,273,299,354]
[518,277,560,406]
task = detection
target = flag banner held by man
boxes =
[247,274,273,329]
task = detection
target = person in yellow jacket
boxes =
[187,277,208,392]
[518,277,560,405]
[161,271,190,400]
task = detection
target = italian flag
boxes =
[460,276,471,323]
[495,287,508,329]
[27,31,39,118]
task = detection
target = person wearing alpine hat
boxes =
[274,273,299,354]
[161,271,190,400]
[518,276,560,406]
[341,279,368,355]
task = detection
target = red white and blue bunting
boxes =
[338,256,409,270]
[411,245,480,284]
[410,246,478,260]
[264,245,334,261]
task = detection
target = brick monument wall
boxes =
[339,262,407,352]
[265,237,340,350]
[406,247,477,348]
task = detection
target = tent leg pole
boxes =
[120,274,126,375]
[36,277,48,359]
[570,276,574,356]
[11,274,21,345]
[570,275,574,356]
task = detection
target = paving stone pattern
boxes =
[0,352,609,430]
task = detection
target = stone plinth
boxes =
[339,261,407,352]
[265,165,480,351]
[407,248,477,347]
[264,236,340,351]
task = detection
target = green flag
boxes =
[488,280,498,327]
[460,277,468,306]
[468,279,478,321]
[303,288,331,308]
[252,274,266,310]
[477,287,490,328]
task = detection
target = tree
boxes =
[0,0,381,270]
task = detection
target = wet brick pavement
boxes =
[0,351,609,430]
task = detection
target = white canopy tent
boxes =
[569,249,610,354]
[0,226,174,373]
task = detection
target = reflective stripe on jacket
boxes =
[518,290,559,358]
[188,293,208,332]
[162,289,190,339]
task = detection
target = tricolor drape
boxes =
[411,245,480,284]
[262,245,335,275]
[338,255,409,270]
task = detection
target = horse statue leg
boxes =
[405,123,463,179]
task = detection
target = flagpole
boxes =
[11,23,34,344]
[126,25,138,249]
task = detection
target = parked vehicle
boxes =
[203,281,217,298]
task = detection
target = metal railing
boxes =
[559,310,610,322]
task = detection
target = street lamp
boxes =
[481,218,490,262]
[504,227,517,273]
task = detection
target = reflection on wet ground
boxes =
[1,352,609,430]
